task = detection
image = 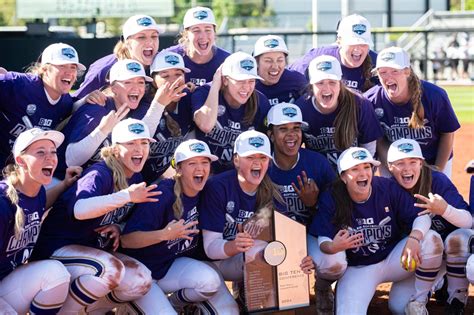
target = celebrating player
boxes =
[120,139,238,314]
[192,52,271,173]
[253,35,308,105]
[387,138,473,313]
[0,42,86,168]
[165,6,230,87]
[141,51,195,183]
[365,46,460,177]
[56,59,164,179]
[295,55,382,168]
[74,14,162,99]
[32,119,159,313]
[0,128,79,314]
[310,147,443,315]
[290,14,377,92]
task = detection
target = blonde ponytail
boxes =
[172,174,184,220]
[100,146,129,192]
[2,164,24,238]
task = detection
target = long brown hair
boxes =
[403,162,433,202]
[406,69,424,129]
[333,85,359,150]
[331,177,354,229]
[222,85,259,128]
[361,54,375,92]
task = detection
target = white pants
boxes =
[0,260,70,314]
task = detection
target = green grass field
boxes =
[442,85,474,124]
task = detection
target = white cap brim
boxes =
[151,65,191,74]
[340,36,373,47]
[176,152,218,164]
[237,150,272,159]
[310,73,341,84]
[227,73,264,81]
[14,130,64,158]
[48,60,86,71]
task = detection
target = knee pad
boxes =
[41,259,71,290]
[420,230,444,259]
[317,252,347,280]
[119,259,152,297]
[444,229,474,258]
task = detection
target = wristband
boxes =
[408,235,421,243]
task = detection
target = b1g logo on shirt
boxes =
[38,118,53,127]
[343,79,358,89]
[190,78,207,86]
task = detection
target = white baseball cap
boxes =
[234,130,272,159]
[183,7,217,29]
[150,51,191,74]
[111,118,156,144]
[174,139,218,164]
[109,59,153,84]
[253,35,289,57]
[337,14,374,47]
[266,102,307,127]
[13,128,64,158]
[308,55,342,84]
[337,147,380,174]
[376,46,411,70]
[387,138,424,163]
[41,43,86,71]
[222,52,263,81]
[122,15,163,40]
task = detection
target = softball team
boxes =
[0,8,470,315]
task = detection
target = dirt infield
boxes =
[367,123,474,314]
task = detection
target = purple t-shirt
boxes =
[295,93,383,167]
[191,84,271,173]
[364,81,460,165]
[142,94,194,183]
[73,54,117,99]
[165,45,230,86]
[310,176,418,266]
[289,45,378,92]
[268,148,335,225]
[33,161,142,260]
[0,72,75,167]
[55,97,150,179]
[121,179,201,280]
[200,170,257,240]
[0,182,46,280]
[255,69,308,106]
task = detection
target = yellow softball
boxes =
[402,258,417,272]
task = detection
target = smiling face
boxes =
[377,67,411,104]
[185,24,216,60]
[388,157,423,190]
[153,68,186,88]
[270,122,302,158]
[111,77,146,110]
[127,29,160,66]
[17,139,58,187]
[234,153,270,193]
[340,162,373,202]
[222,77,256,107]
[339,44,369,68]
[115,139,150,178]
[42,64,78,100]
[257,52,286,85]
[177,156,211,197]
[312,79,341,113]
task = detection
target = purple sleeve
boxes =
[309,190,337,238]
[357,96,384,144]
[0,199,12,251]
[430,86,460,134]
[67,106,105,143]
[389,180,418,228]
[470,176,474,210]
[74,168,112,203]
[73,55,116,99]
[191,85,211,113]
[288,49,319,76]
[199,181,227,233]
[432,172,470,212]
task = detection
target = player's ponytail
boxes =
[256,174,285,211]
[407,69,424,129]
[100,145,129,192]
[361,55,375,92]
[2,164,25,238]
[172,172,184,220]
[409,162,433,202]
[242,91,258,127]
[333,85,359,150]
[164,111,182,137]
[331,177,354,229]
[113,40,132,60]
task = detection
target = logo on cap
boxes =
[264,38,279,48]
[61,47,76,59]
[193,10,208,20]
[352,24,367,35]
[351,150,368,160]
[316,61,332,72]
[164,55,180,65]
[282,107,297,118]
[248,136,264,148]
[136,17,152,26]
[189,142,205,153]
[240,59,254,71]
[397,143,414,153]
[381,52,396,62]
[127,62,142,73]
[128,123,145,134]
